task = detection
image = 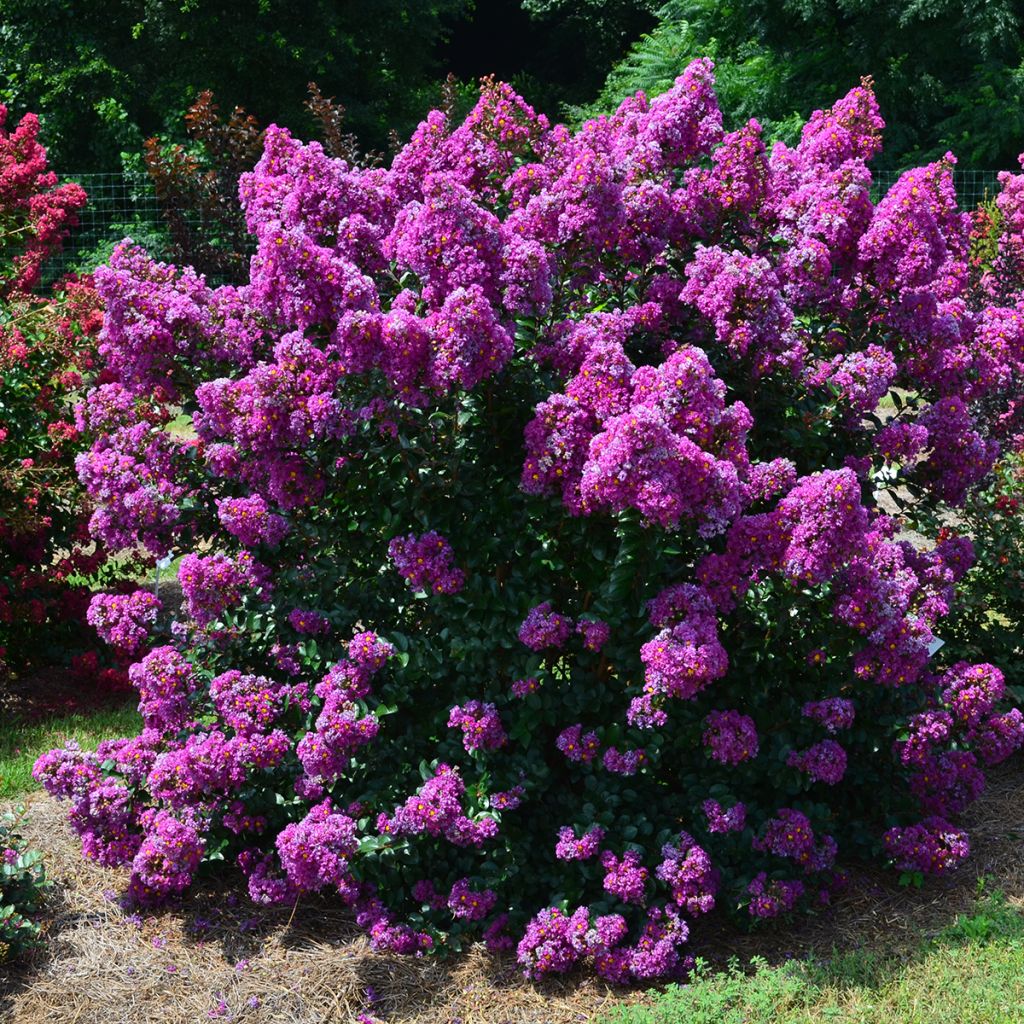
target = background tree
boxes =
[0,0,472,170]
[584,0,1024,170]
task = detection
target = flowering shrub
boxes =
[0,806,50,963]
[944,452,1024,687]
[927,183,1024,688]
[38,68,1024,983]
[0,105,146,686]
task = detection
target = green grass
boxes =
[605,892,1024,1024]
[0,704,142,799]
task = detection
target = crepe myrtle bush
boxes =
[37,64,1024,983]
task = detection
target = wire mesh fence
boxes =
[41,166,1012,287]
[872,168,1003,210]
[42,172,205,286]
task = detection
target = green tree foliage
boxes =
[0,0,471,170]
[586,0,1024,169]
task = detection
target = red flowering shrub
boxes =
[0,106,146,691]
[37,69,1024,983]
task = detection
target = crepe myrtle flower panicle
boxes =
[32,741,100,799]
[602,746,647,775]
[975,708,1024,766]
[518,601,573,651]
[940,662,1006,728]
[388,531,466,594]
[510,676,539,698]
[702,799,747,833]
[601,849,649,905]
[516,905,593,979]
[349,631,396,671]
[447,878,498,921]
[640,619,728,702]
[128,646,198,733]
[656,832,718,915]
[490,785,525,810]
[447,701,507,752]
[576,617,610,652]
[801,697,855,733]
[786,739,847,785]
[87,590,161,655]
[275,800,358,892]
[215,495,289,547]
[128,809,205,905]
[703,709,759,765]
[556,723,600,763]
[178,551,271,626]
[288,608,331,635]
[555,825,605,861]
[747,873,804,919]
[753,808,816,861]
[883,817,970,875]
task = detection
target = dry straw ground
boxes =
[2,758,1023,1024]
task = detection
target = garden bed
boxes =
[3,757,1022,1024]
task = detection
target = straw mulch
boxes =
[3,757,1023,1024]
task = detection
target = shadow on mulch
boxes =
[0,580,184,725]
[2,758,1023,1024]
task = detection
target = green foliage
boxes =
[586,0,1024,170]
[0,0,472,169]
[575,2,803,147]
[0,805,50,963]
[603,891,1024,1023]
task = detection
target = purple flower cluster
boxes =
[702,799,747,834]
[786,740,847,785]
[600,849,649,905]
[379,764,497,848]
[883,817,970,875]
[656,832,718,915]
[555,825,605,861]
[287,608,331,635]
[703,710,759,765]
[801,697,855,733]
[388,531,466,595]
[276,800,357,891]
[447,878,497,921]
[216,495,289,547]
[129,809,205,905]
[640,588,728,707]
[447,701,507,753]
[87,590,161,655]
[518,601,573,651]
[576,618,610,652]
[128,646,197,733]
[602,746,647,776]
[556,723,600,763]
[747,873,804,919]
[178,551,271,627]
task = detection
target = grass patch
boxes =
[0,704,141,799]
[605,891,1024,1024]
